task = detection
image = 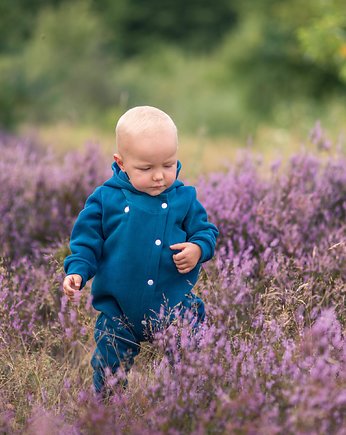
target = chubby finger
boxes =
[176,261,191,269]
[173,255,187,264]
[177,266,192,274]
[170,243,188,251]
[71,275,82,289]
[63,280,74,293]
[64,275,81,291]
[64,287,75,298]
[177,262,192,271]
[173,251,188,261]
[64,283,77,294]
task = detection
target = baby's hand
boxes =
[170,242,202,274]
[63,274,82,304]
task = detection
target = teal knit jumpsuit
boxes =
[64,161,218,393]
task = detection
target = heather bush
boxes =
[0,132,109,260]
[0,127,345,433]
[198,143,346,335]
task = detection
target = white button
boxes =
[161,202,168,209]
[124,206,130,213]
[155,239,161,246]
[147,279,154,286]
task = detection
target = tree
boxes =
[0,0,64,54]
[92,0,237,56]
[296,0,346,83]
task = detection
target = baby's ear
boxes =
[113,153,125,171]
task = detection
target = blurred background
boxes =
[1,0,345,175]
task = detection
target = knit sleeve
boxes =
[64,187,104,288]
[184,188,219,263]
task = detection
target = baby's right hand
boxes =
[63,274,82,303]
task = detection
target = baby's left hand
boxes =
[170,242,202,274]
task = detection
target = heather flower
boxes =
[0,127,345,433]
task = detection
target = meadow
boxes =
[0,124,345,434]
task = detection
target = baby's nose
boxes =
[153,171,164,181]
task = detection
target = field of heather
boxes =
[0,127,345,434]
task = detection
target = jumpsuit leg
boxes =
[91,312,141,395]
[147,291,205,336]
[177,291,205,328]
[167,292,205,364]
[146,292,205,366]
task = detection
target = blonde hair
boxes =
[115,106,177,150]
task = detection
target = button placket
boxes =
[146,197,169,291]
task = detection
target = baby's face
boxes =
[114,127,178,196]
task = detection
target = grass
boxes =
[19,120,346,181]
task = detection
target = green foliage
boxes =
[91,0,237,56]
[107,45,256,135]
[0,0,345,135]
[0,0,64,53]
[0,55,27,128]
[216,0,346,123]
[26,1,116,117]
[0,1,119,126]
[296,0,346,83]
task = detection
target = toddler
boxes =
[63,106,218,395]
